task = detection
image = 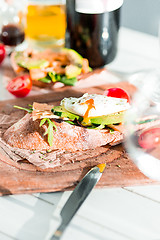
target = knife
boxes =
[50,163,106,240]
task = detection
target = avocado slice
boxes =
[61,48,83,67]
[52,106,83,121]
[90,111,125,125]
[53,106,124,126]
[14,51,49,70]
[65,64,82,78]
[18,58,49,70]
[61,48,83,78]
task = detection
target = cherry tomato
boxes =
[104,88,130,102]
[138,128,160,150]
[0,44,5,64]
[7,75,32,98]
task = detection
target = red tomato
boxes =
[0,44,5,64]
[138,128,160,150]
[7,75,32,98]
[104,88,130,102]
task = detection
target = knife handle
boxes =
[50,223,66,240]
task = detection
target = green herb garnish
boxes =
[95,124,105,130]
[48,72,56,82]
[39,118,47,127]
[59,76,77,86]
[86,124,105,129]
[39,72,77,86]
[40,118,57,146]
[14,105,33,113]
[65,120,76,125]
[38,75,52,83]
[109,128,115,134]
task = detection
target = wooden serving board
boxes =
[0,83,156,196]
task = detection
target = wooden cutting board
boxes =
[0,82,156,196]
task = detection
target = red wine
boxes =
[65,0,122,68]
[1,24,25,46]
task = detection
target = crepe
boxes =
[0,112,124,171]
[0,82,137,172]
[3,112,124,152]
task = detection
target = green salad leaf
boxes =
[14,105,33,113]
[48,72,57,82]
[59,76,77,86]
[65,120,76,125]
[109,128,115,134]
[38,72,77,86]
[39,118,57,146]
[38,75,52,83]
[85,124,105,130]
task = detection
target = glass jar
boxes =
[25,0,66,49]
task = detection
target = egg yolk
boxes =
[81,99,95,125]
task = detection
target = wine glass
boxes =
[125,69,160,181]
[0,0,26,53]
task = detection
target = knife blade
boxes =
[50,163,106,240]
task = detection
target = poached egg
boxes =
[61,93,130,123]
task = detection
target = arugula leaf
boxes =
[109,128,115,134]
[59,76,77,86]
[38,71,77,86]
[46,120,55,146]
[95,124,105,130]
[38,76,52,83]
[39,118,57,146]
[87,124,105,129]
[14,105,33,113]
[65,120,76,125]
[48,72,56,82]
[49,72,77,86]
[39,118,47,127]
[55,74,61,81]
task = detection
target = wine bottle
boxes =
[65,0,123,68]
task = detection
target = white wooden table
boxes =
[0,28,160,240]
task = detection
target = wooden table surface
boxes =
[0,27,160,240]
